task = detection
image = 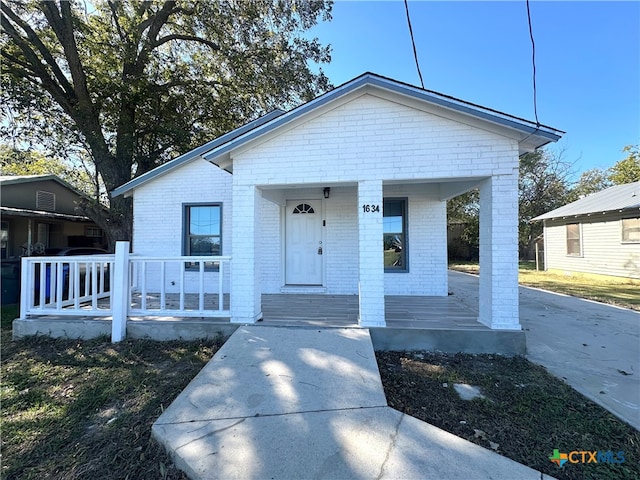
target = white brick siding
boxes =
[383,184,448,296]
[130,92,521,328]
[133,158,232,293]
[478,173,520,329]
[232,94,519,185]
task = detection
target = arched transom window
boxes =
[292,203,315,214]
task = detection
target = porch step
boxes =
[279,285,327,294]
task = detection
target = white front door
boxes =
[285,200,323,285]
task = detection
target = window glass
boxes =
[622,218,640,243]
[383,199,406,270]
[1,221,7,259]
[566,223,581,256]
[185,205,221,256]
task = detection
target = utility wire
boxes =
[404,0,424,89]
[526,0,540,127]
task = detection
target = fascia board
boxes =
[204,74,562,169]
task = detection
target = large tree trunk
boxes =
[79,195,132,251]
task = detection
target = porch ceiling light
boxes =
[323,187,330,199]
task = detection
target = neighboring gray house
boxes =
[0,175,106,258]
[533,181,640,278]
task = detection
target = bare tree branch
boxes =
[152,34,219,51]
[1,1,75,96]
[38,1,110,160]
[39,1,92,108]
[106,1,127,42]
[134,1,179,72]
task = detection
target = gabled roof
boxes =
[532,181,640,221]
[1,174,94,201]
[1,174,74,188]
[112,72,564,198]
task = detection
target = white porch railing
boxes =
[128,255,231,317]
[20,255,114,317]
[18,242,231,342]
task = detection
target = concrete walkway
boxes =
[153,326,552,479]
[448,270,640,431]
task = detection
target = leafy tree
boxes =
[447,149,573,260]
[566,168,613,202]
[518,149,572,258]
[1,0,332,247]
[447,190,479,260]
[609,145,640,185]
[0,145,98,198]
[1,145,69,177]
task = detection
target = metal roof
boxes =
[0,205,91,222]
[112,72,564,198]
[532,181,640,221]
[1,174,72,187]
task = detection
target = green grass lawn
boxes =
[449,261,640,311]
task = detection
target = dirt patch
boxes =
[1,334,223,480]
[376,351,640,480]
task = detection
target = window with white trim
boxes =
[85,226,103,238]
[1,221,8,259]
[622,218,640,243]
[566,223,581,256]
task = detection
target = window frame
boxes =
[621,217,640,244]
[383,197,409,273]
[182,203,223,271]
[1,221,8,259]
[566,222,582,256]
[85,226,103,238]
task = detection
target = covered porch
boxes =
[232,175,520,331]
[13,291,526,354]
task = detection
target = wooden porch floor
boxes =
[261,294,484,330]
[124,293,483,329]
[37,293,484,330]
[17,293,525,353]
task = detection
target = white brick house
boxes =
[112,73,562,330]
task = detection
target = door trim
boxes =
[284,198,324,286]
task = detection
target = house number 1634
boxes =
[362,204,380,213]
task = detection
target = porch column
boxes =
[478,173,520,329]
[357,180,385,327]
[231,185,262,323]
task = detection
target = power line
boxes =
[526,0,540,127]
[404,0,424,89]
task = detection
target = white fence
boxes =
[20,255,114,317]
[19,242,231,342]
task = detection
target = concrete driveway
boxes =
[448,270,640,431]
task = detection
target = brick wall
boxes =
[133,158,232,293]
[233,94,519,186]
[131,92,521,326]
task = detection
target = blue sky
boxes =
[308,1,640,179]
